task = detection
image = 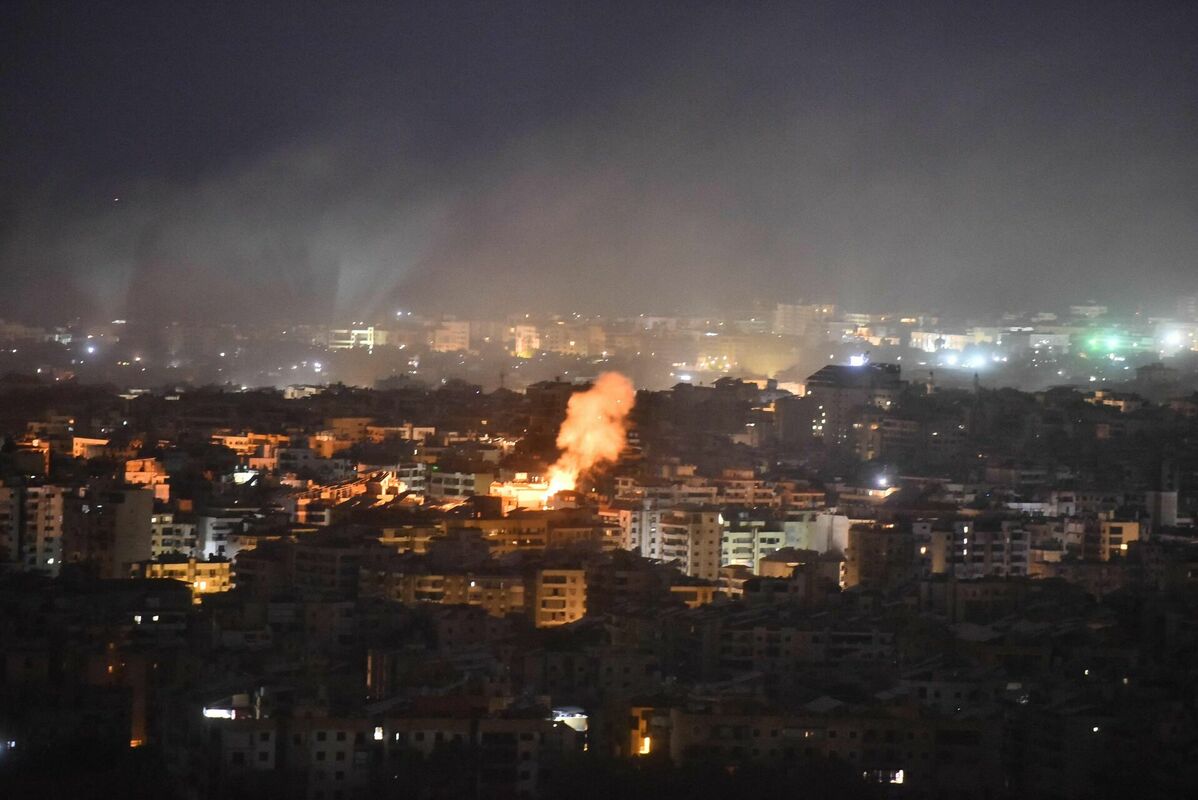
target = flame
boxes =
[546,372,635,494]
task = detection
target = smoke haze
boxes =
[2,1,1196,322]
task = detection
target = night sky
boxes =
[1,0,1195,323]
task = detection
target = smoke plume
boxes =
[547,372,635,494]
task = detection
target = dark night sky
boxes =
[1,0,1195,323]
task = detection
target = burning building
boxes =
[490,372,635,512]
[489,473,555,513]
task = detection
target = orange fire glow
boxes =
[545,372,635,494]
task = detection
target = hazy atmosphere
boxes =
[2,0,1195,323]
[6,5,1198,799]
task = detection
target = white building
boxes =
[22,485,70,576]
[328,326,388,350]
[601,499,661,558]
[721,521,786,572]
[198,509,256,559]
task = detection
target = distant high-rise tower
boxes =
[1176,294,1198,322]
[1145,458,1180,532]
[772,302,836,337]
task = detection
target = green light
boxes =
[1105,336,1120,349]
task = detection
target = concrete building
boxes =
[601,499,661,558]
[0,483,18,565]
[803,362,904,446]
[108,487,155,579]
[21,484,70,576]
[946,519,1031,578]
[360,569,527,618]
[511,324,540,357]
[844,524,914,588]
[132,556,232,603]
[211,430,292,457]
[430,319,471,352]
[720,517,786,572]
[0,483,76,575]
[60,486,154,579]
[663,703,1000,795]
[429,469,494,499]
[151,512,198,557]
[772,302,836,336]
[123,457,170,501]
[529,569,586,627]
[71,436,109,459]
[1098,519,1140,561]
[198,509,256,559]
[328,326,388,350]
[659,508,723,580]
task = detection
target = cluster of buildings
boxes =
[2,355,1198,798]
[4,297,1198,395]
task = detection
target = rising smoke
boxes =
[547,372,636,494]
[4,4,1196,321]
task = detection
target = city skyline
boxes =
[3,4,1198,798]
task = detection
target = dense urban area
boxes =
[2,300,1198,799]
[6,299,1198,395]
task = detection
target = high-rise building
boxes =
[946,520,1030,578]
[62,486,154,579]
[22,484,70,576]
[720,514,786,572]
[772,302,836,336]
[151,512,199,558]
[0,483,21,567]
[511,324,540,357]
[804,362,905,446]
[602,499,661,558]
[431,320,471,352]
[1176,294,1198,321]
[844,524,914,588]
[529,569,586,627]
[659,508,722,580]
